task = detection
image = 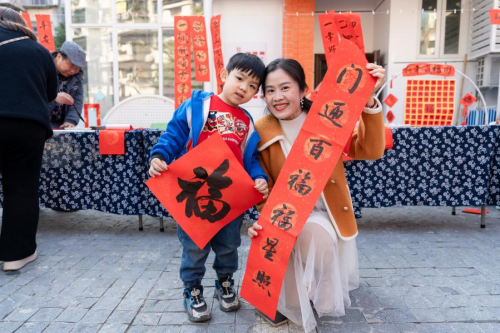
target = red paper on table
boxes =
[349,13,365,54]
[22,12,33,31]
[99,130,125,155]
[210,15,225,94]
[318,13,339,64]
[489,9,500,25]
[174,16,192,108]
[190,16,210,82]
[402,63,455,77]
[146,134,263,250]
[83,104,101,128]
[240,39,376,320]
[35,14,55,52]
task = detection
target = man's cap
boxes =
[60,41,87,68]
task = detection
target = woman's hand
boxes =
[248,222,262,239]
[149,158,168,177]
[366,63,386,107]
[254,178,269,199]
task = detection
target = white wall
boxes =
[212,0,282,120]
[382,0,474,125]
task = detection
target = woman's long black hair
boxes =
[262,58,313,112]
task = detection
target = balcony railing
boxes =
[22,0,58,7]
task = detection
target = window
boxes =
[419,0,464,57]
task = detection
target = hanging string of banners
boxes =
[210,15,225,94]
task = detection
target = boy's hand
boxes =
[248,222,262,239]
[149,158,168,177]
[254,178,268,199]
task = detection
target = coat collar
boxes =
[255,114,285,151]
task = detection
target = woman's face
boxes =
[264,68,304,121]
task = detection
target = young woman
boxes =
[248,58,385,331]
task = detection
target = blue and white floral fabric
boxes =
[0,127,498,221]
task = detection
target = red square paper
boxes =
[490,9,500,25]
[99,130,125,155]
[384,94,398,108]
[146,134,263,249]
[460,93,477,107]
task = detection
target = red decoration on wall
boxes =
[35,14,55,52]
[384,94,398,108]
[403,63,455,77]
[489,9,500,25]
[386,110,395,123]
[460,93,477,125]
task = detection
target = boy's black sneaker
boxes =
[256,309,289,327]
[183,286,211,322]
[214,278,240,312]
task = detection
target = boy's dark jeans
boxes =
[177,214,244,288]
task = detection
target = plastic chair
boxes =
[103,95,175,128]
[104,95,175,232]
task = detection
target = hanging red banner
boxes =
[334,13,355,44]
[146,134,263,249]
[489,9,500,25]
[349,13,365,54]
[190,16,210,82]
[22,12,33,31]
[35,14,55,52]
[318,13,339,63]
[460,93,477,125]
[240,39,376,320]
[402,63,455,77]
[174,16,192,108]
[210,15,225,94]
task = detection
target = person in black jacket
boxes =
[0,7,58,271]
[48,41,86,128]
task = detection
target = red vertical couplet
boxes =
[22,12,33,31]
[190,17,210,82]
[349,13,365,54]
[35,14,55,52]
[174,16,192,108]
[240,39,376,320]
[318,13,339,64]
[210,15,224,94]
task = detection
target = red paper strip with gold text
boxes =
[210,15,224,94]
[99,130,126,155]
[402,63,455,77]
[35,14,55,52]
[174,16,192,108]
[349,13,365,54]
[190,16,210,82]
[22,12,33,31]
[489,9,500,25]
[84,104,101,128]
[318,13,339,64]
[240,39,376,320]
[146,134,263,249]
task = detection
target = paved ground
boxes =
[0,205,499,333]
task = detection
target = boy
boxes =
[149,53,269,322]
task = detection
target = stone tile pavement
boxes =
[0,205,500,333]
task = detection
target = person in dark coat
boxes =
[0,7,58,271]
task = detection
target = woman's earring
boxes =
[300,97,304,109]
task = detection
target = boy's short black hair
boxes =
[226,53,266,84]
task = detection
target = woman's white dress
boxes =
[277,113,359,332]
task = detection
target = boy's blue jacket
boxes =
[151,90,268,182]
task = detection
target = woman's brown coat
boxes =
[255,110,385,240]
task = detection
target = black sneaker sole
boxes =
[215,291,241,312]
